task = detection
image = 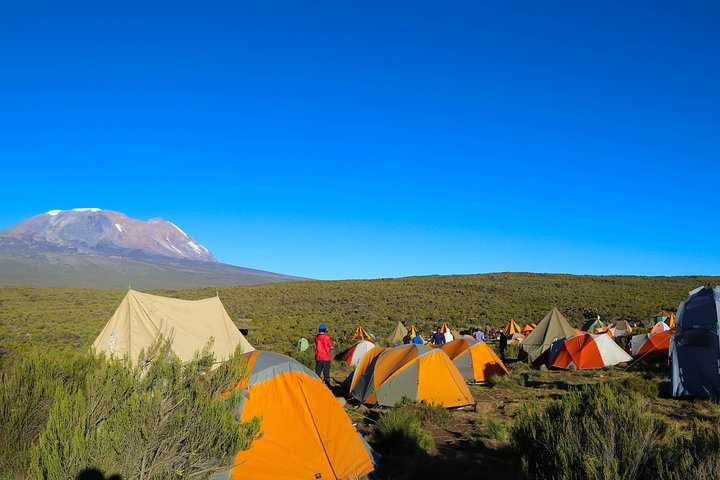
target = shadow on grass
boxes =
[76,469,122,480]
[371,438,519,480]
[525,379,577,391]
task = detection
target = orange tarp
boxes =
[231,351,375,480]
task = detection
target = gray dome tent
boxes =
[671,285,720,398]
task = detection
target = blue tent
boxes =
[671,285,720,398]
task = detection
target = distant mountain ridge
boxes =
[0,209,303,288]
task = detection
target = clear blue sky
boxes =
[1,1,718,279]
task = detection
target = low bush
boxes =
[658,422,720,480]
[0,341,256,480]
[511,383,668,480]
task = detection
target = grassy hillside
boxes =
[1,273,718,357]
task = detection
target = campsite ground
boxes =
[335,345,720,480]
[1,282,717,480]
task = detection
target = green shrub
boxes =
[463,418,508,445]
[0,347,96,473]
[414,401,452,428]
[1,341,256,480]
[504,342,520,359]
[658,422,720,480]
[511,383,668,480]
[485,419,508,442]
[371,408,436,456]
[613,375,660,399]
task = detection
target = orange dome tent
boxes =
[549,334,631,369]
[502,319,522,336]
[594,326,614,337]
[349,344,474,408]
[227,351,376,480]
[440,338,508,383]
[651,321,672,334]
[631,330,674,360]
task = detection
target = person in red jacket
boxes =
[314,323,333,388]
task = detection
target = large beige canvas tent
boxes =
[93,289,253,363]
[519,307,576,365]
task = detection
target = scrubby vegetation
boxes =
[511,382,720,480]
[513,383,667,479]
[2,273,717,359]
[0,341,257,480]
[1,274,718,479]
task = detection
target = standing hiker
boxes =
[499,331,508,361]
[315,323,333,388]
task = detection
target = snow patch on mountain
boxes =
[170,223,188,238]
[187,241,205,255]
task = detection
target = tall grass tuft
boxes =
[372,408,436,456]
[413,400,452,428]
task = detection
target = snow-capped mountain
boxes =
[0,209,303,288]
[0,208,216,262]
